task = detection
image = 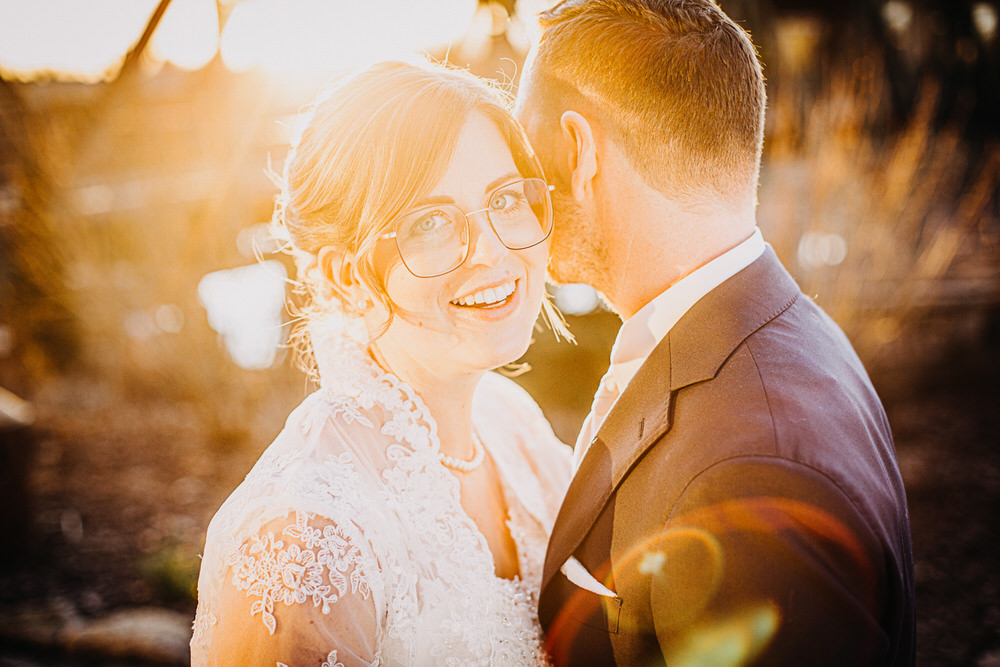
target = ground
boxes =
[0,336,998,666]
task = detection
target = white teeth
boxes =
[451,281,516,307]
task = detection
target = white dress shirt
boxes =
[573,228,766,467]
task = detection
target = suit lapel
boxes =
[541,338,675,589]
[542,248,802,591]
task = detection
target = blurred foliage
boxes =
[0,8,995,665]
[1,59,310,449]
[0,79,81,391]
[137,539,200,605]
[0,1,995,441]
[760,59,999,375]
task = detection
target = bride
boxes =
[191,59,572,666]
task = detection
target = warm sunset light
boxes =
[149,0,220,71]
[0,0,158,81]
[0,0,219,81]
[219,0,478,75]
[0,0,477,82]
[1,2,996,664]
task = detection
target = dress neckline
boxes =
[314,321,534,586]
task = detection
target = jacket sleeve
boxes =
[648,456,891,665]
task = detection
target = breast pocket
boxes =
[558,556,623,634]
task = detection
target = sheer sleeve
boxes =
[475,373,573,518]
[193,511,382,667]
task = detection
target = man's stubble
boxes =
[546,187,613,294]
[520,98,614,294]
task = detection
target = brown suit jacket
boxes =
[539,248,915,666]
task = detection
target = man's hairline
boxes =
[521,60,755,207]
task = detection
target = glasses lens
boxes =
[394,204,468,277]
[486,178,553,250]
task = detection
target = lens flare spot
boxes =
[637,549,667,576]
[664,602,781,667]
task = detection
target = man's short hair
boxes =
[529,0,766,204]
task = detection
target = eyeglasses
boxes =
[379,177,554,278]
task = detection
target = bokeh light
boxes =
[197,261,287,370]
[797,232,848,269]
[219,0,477,75]
[881,1,914,37]
[1,2,997,662]
[662,603,781,667]
[554,283,601,316]
[973,2,998,42]
[149,0,220,71]
[0,0,158,81]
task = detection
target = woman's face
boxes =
[370,111,548,377]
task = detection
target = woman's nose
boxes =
[465,212,508,267]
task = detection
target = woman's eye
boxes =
[415,212,449,233]
[490,191,522,211]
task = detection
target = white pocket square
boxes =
[560,556,619,598]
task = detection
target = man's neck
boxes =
[600,195,757,320]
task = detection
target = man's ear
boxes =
[559,110,599,202]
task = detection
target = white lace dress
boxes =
[190,328,572,667]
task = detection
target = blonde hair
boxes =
[530,0,766,205]
[272,59,569,371]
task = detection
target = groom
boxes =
[516,1,915,665]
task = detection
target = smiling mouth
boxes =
[450,280,517,308]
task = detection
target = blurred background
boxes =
[0,0,997,664]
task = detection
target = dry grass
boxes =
[1,46,998,667]
[758,60,999,379]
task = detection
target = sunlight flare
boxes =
[219,0,477,75]
[0,0,157,81]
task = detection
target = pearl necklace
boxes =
[438,431,485,473]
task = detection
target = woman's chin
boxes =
[484,338,533,371]
[450,327,533,373]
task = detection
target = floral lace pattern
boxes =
[321,650,346,667]
[190,601,217,647]
[226,511,373,634]
[276,653,345,667]
[192,317,571,665]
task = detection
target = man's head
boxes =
[516,0,766,289]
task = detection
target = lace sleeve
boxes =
[192,511,381,667]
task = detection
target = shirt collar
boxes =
[606,228,766,395]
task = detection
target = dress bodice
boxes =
[191,327,571,666]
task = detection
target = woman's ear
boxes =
[318,246,375,314]
[318,246,359,289]
[559,110,599,202]
[317,246,351,301]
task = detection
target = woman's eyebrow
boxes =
[411,194,454,207]
[410,172,522,209]
[484,171,522,193]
